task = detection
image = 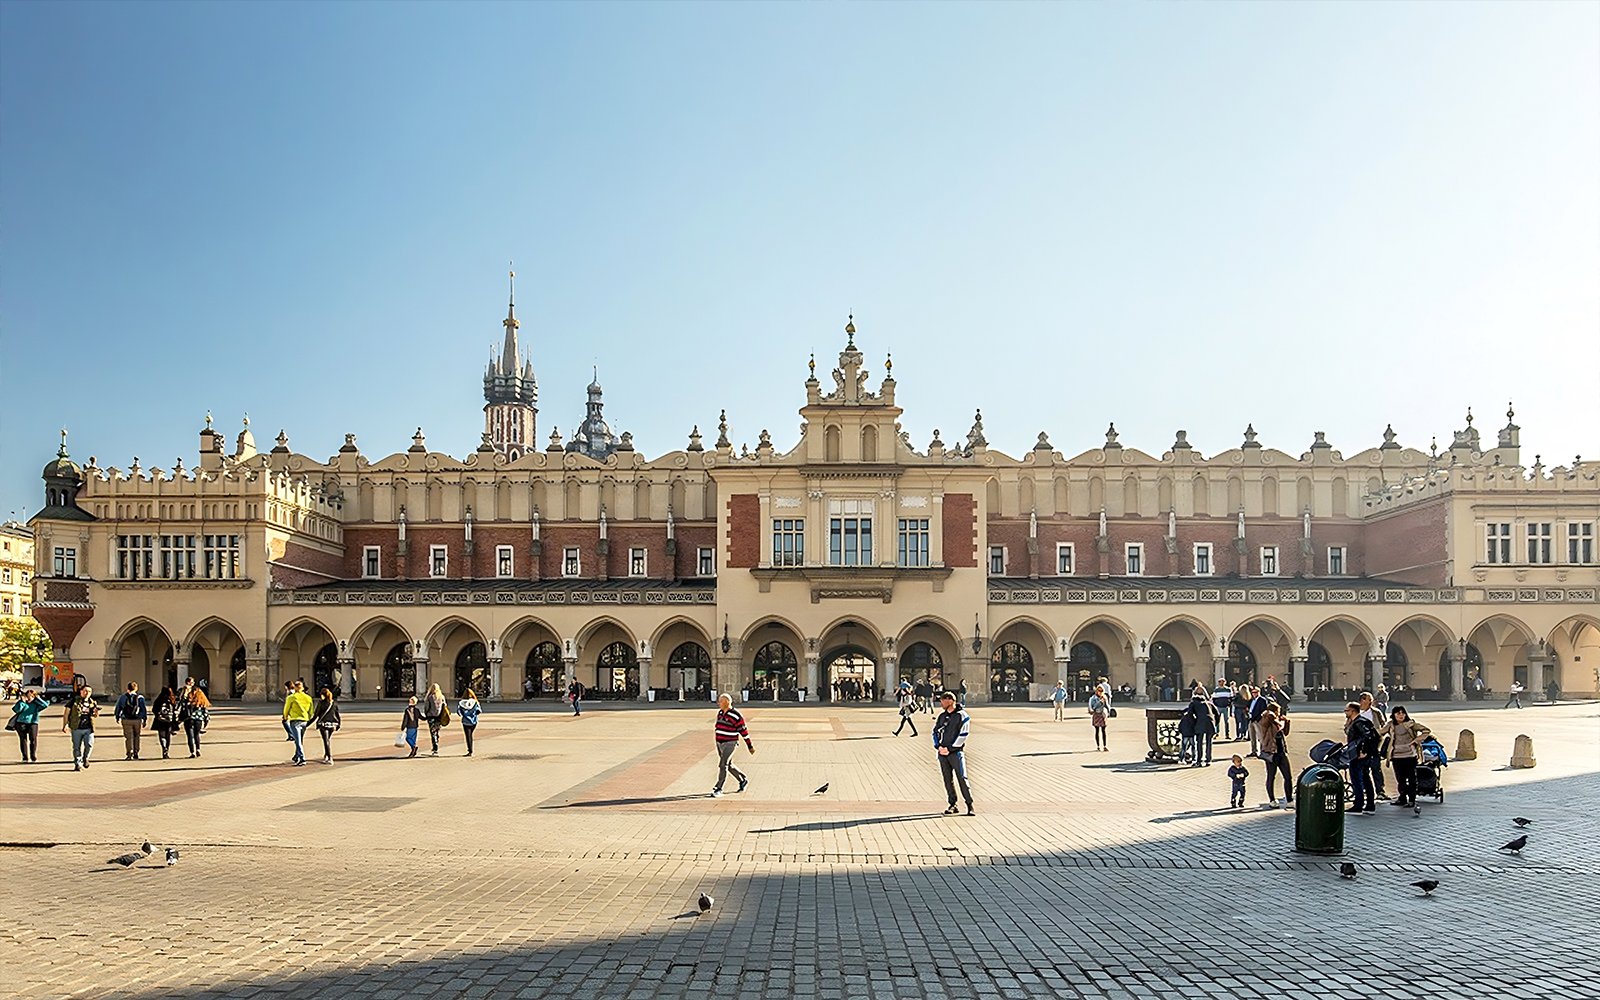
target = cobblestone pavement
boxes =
[3,701,1596,999]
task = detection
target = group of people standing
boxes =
[1341,691,1432,812]
[6,680,214,769]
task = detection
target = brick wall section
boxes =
[727,495,759,569]
[339,522,718,582]
[942,494,976,568]
[1363,499,1449,586]
[274,540,346,588]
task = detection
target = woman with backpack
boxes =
[312,687,341,763]
[179,680,211,758]
[457,686,483,757]
[150,687,182,759]
[422,682,448,756]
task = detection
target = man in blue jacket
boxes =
[114,682,147,761]
[932,691,974,816]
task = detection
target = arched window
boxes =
[524,640,563,697]
[898,641,943,690]
[597,641,639,698]
[1146,640,1181,702]
[751,641,798,700]
[1382,644,1408,689]
[989,641,1033,703]
[1224,641,1256,687]
[1307,640,1333,693]
[825,426,842,462]
[455,641,490,698]
[384,642,415,699]
[668,641,712,700]
[861,425,878,462]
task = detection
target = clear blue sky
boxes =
[3,2,1596,522]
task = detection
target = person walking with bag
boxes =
[710,693,754,796]
[283,679,314,766]
[893,684,919,737]
[114,682,148,761]
[311,687,341,764]
[458,687,483,757]
[10,688,49,762]
[422,682,448,755]
[62,684,99,771]
[400,696,421,757]
[1087,687,1110,751]
[933,690,974,815]
[149,687,181,759]
[567,679,584,717]
[179,680,211,758]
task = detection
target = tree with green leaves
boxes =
[0,617,53,675]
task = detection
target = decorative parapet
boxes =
[983,578,1593,605]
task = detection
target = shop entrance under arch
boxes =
[455,642,490,698]
[822,645,878,702]
[383,643,415,699]
[524,640,564,698]
[897,642,943,692]
[1146,640,1181,702]
[989,642,1033,702]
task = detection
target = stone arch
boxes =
[576,616,636,651]
[110,618,177,696]
[1467,613,1537,693]
[1546,614,1600,696]
[349,615,410,700]
[1150,615,1216,693]
[895,617,964,692]
[1305,615,1371,692]
[1069,616,1136,692]
[275,617,337,698]
[1069,614,1136,654]
[1230,614,1296,687]
[649,617,715,695]
[746,620,804,701]
[740,614,806,649]
[819,618,884,702]
[991,617,1053,702]
[499,615,561,663]
[1386,615,1457,694]
[182,617,245,700]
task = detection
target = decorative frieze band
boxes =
[272,587,715,607]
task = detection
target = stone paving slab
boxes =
[1,702,1595,999]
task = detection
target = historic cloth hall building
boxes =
[27,301,1600,705]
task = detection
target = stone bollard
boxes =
[1455,729,1478,761]
[1509,734,1537,769]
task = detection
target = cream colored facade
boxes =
[1,521,34,621]
[26,317,1600,706]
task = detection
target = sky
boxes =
[2,2,1597,523]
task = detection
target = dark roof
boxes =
[30,503,95,524]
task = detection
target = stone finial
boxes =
[204,411,212,429]
[1311,431,1330,449]
[965,410,986,452]
[1242,424,1259,448]
[478,432,496,453]
[929,428,943,451]
[547,427,564,451]
[411,428,426,453]
[687,426,703,452]
[758,428,771,449]
[1104,423,1120,447]
[273,430,290,454]
[844,314,856,348]
[1035,431,1052,451]
[1381,424,1398,449]
[716,410,731,450]
[340,434,358,453]
[1172,430,1191,450]
[808,353,816,379]
[618,431,634,451]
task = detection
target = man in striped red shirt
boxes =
[711,694,755,797]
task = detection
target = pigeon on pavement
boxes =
[1339,863,1357,879]
[109,852,144,868]
[165,848,180,866]
[813,783,829,795]
[697,893,713,913]
[1411,880,1440,895]
[1500,835,1528,854]
[1512,817,1532,828]
[141,840,154,855]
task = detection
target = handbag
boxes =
[394,732,409,747]
[4,716,15,732]
[438,704,451,727]
[1108,707,1118,718]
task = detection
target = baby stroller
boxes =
[1412,736,1448,809]
[1308,739,1356,804]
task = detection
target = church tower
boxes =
[482,268,538,461]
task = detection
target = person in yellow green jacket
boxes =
[282,680,315,766]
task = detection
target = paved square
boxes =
[2,700,1596,999]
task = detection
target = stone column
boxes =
[245,647,273,703]
[1527,656,1552,697]
[713,655,740,701]
[413,656,429,696]
[175,655,191,689]
[488,656,503,701]
[959,654,989,704]
[1290,656,1308,703]
[1212,657,1227,689]
[1369,655,1385,696]
[880,656,896,700]
[338,657,356,700]
[563,654,577,691]
[103,655,122,696]
[805,656,820,701]
[636,657,652,702]
[1134,656,1149,702]
[1449,656,1467,703]
[1055,655,1073,686]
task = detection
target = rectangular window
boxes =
[53,547,76,577]
[1527,523,1552,564]
[771,519,804,567]
[160,535,197,580]
[1260,546,1279,576]
[1487,522,1511,564]
[1570,522,1595,564]
[897,518,930,567]
[1,598,10,614]
[1193,543,1212,576]
[19,572,27,586]
[430,545,448,578]
[363,546,381,578]
[1125,543,1143,576]
[563,546,581,577]
[1056,542,1075,576]
[698,546,716,577]
[116,535,154,580]
[829,517,873,565]
[629,547,647,577]
[202,535,240,579]
[989,546,1006,576]
[1,569,9,585]
[497,545,514,578]
[1328,545,1346,576]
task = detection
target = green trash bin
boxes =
[1294,764,1346,855]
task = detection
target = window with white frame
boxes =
[1193,543,1212,576]
[53,546,76,577]
[363,546,381,578]
[2,598,10,614]
[497,545,514,578]
[989,546,1006,576]
[430,545,448,578]
[898,518,930,567]
[1259,545,1279,576]
[1056,542,1075,576]
[1527,523,1552,564]
[772,519,804,567]
[203,534,240,579]
[1328,545,1346,576]
[1486,522,1511,563]
[828,499,873,566]
[629,546,647,577]
[19,571,28,586]
[160,535,197,580]
[563,546,581,577]
[117,535,154,580]
[1125,543,1143,576]
[1570,522,1594,564]
[1,569,9,585]
[698,546,716,577]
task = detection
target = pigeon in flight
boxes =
[1500,835,1528,854]
[165,848,180,866]
[1411,880,1440,895]
[697,893,714,913]
[1512,817,1532,828]
[813,783,829,795]
[1339,862,1357,879]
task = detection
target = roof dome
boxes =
[42,434,82,482]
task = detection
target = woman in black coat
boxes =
[1181,688,1218,767]
[311,688,341,763]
